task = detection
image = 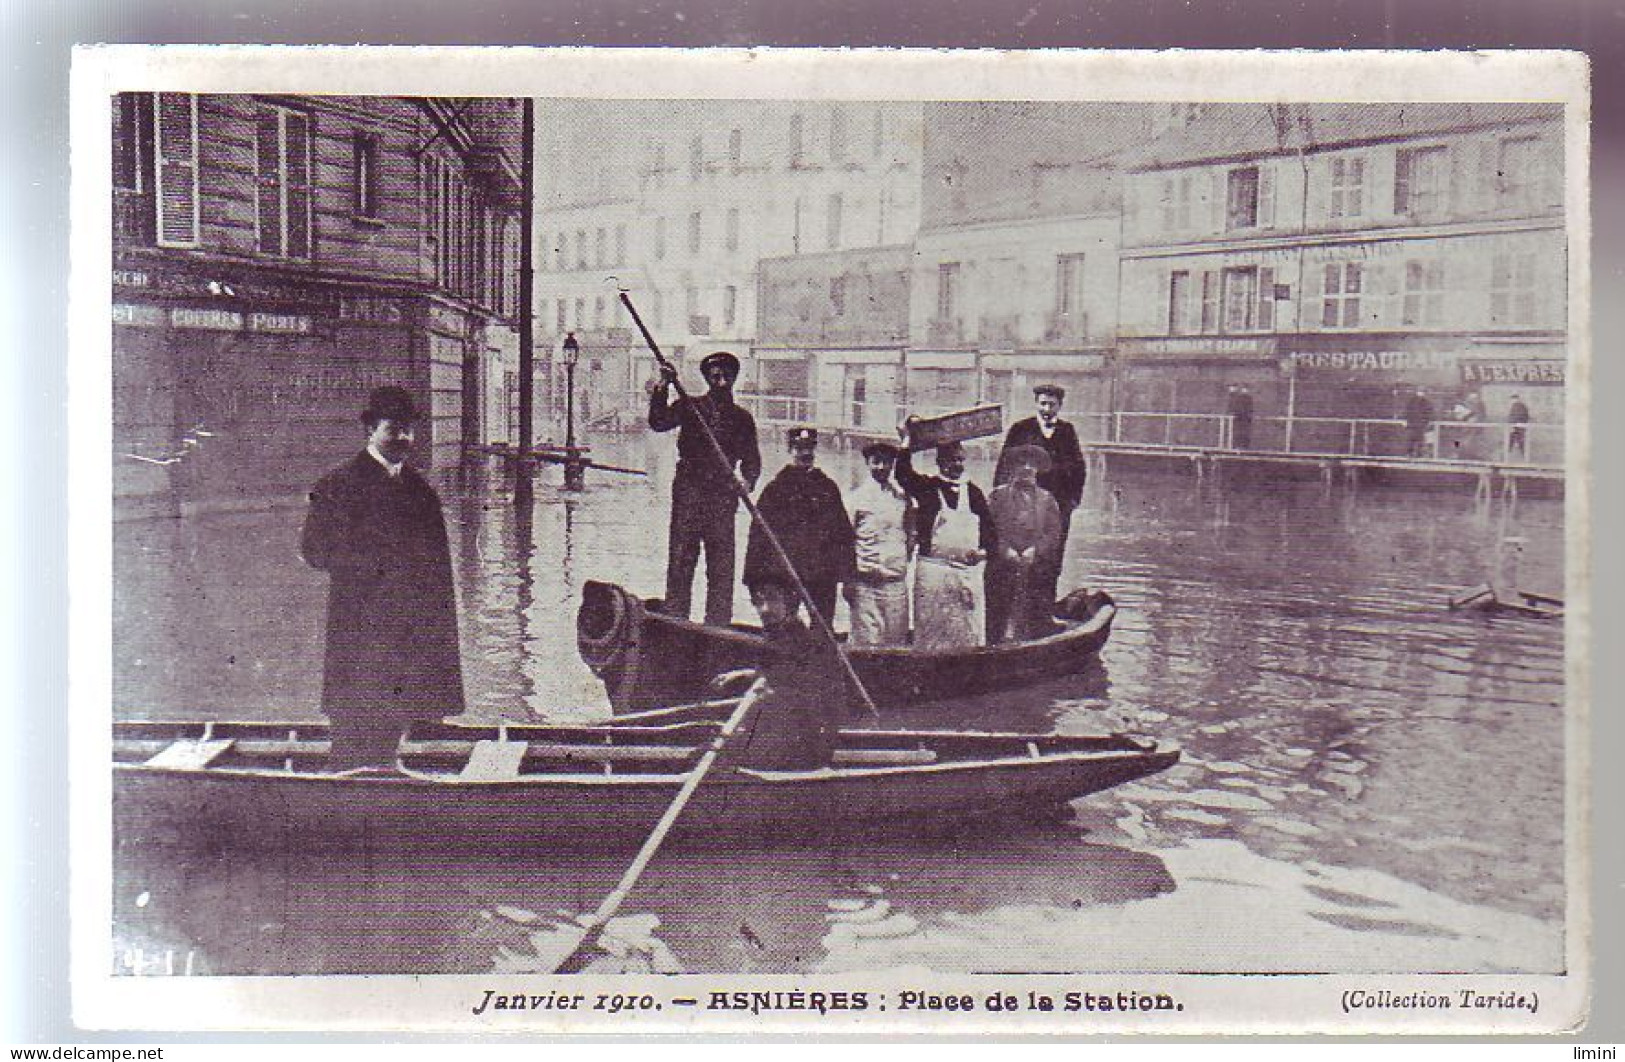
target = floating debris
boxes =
[1164,807,1228,826]
[494,905,540,925]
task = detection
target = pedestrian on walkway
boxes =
[1507,393,1531,459]
[744,427,855,628]
[1225,385,1255,450]
[845,441,913,646]
[648,351,762,625]
[1403,389,1434,458]
[299,387,465,771]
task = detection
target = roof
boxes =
[1122,102,1563,171]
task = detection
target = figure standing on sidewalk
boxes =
[649,351,762,625]
[1507,393,1531,459]
[1225,385,1255,450]
[299,387,465,770]
[1403,389,1435,458]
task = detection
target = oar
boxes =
[615,284,882,722]
[543,679,768,973]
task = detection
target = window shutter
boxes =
[1209,170,1225,233]
[255,108,283,256]
[154,93,199,247]
[1258,164,1276,228]
[1393,149,1411,215]
[285,111,311,257]
[1257,267,1275,330]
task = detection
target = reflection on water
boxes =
[111,436,1566,975]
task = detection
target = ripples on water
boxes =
[111,438,1567,976]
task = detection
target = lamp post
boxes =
[561,331,586,490]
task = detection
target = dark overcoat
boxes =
[299,451,465,727]
[744,464,856,590]
[1000,417,1087,513]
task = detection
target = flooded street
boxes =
[110,435,1567,977]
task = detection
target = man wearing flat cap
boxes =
[744,427,855,628]
[649,350,762,625]
[299,386,465,770]
[998,383,1087,611]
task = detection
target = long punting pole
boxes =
[547,679,768,974]
[616,287,881,721]
[516,97,536,464]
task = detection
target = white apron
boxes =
[912,488,983,650]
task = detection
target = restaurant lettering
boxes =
[1289,350,1459,372]
[1460,359,1565,385]
[1123,337,1277,358]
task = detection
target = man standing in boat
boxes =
[299,386,465,770]
[744,427,855,627]
[998,384,1086,611]
[649,351,762,625]
[895,437,995,649]
[845,441,913,646]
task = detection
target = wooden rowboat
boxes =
[577,580,1117,714]
[113,715,1177,851]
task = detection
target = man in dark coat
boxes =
[1225,384,1255,450]
[998,383,1086,610]
[1403,389,1434,457]
[744,427,855,627]
[1507,393,1531,458]
[649,351,762,625]
[299,386,465,770]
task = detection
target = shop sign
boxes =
[1120,336,1278,359]
[339,296,405,324]
[1288,349,1459,373]
[249,312,313,334]
[1460,358,1565,385]
[111,303,164,327]
[112,270,151,289]
[170,308,243,331]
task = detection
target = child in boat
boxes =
[717,579,849,771]
[986,444,1064,644]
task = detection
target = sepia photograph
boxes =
[71,47,1588,1034]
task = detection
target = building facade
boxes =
[1117,103,1566,455]
[531,100,925,422]
[112,93,525,510]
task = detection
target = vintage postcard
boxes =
[68,46,1590,1034]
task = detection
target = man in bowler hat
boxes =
[649,350,762,624]
[744,427,855,627]
[299,386,465,770]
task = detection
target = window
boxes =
[1159,175,1194,233]
[114,92,154,193]
[614,223,626,265]
[728,128,742,173]
[556,298,567,331]
[725,207,740,252]
[1329,157,1365,218]
[352,132,381,218]
[830,108,848,163]
[791,198,803,254]
[826,193,843,250]
[1256,267,1277,331]
[654,217,666,260]
[255,104,311,257]
[595,228,606,267]
[687,211,702,254]
[1321,262,1362,328]
[650,289,664,328]
[1403,260,1447,326]
[724,285,738,328]
[574,230,587,269]
[788,113,805,167]
[1199,271,1219,333]
[152,94,201,248]
[1169,270,1195,335]
[1497,137,1545,209]
[872,109,885,158]
[689,134,704,181]
[554,231,567,271]
[1226,166,1260,230]
[936,262,960,322]
[594,295,605,328]
[1222,267,1259,332]
[1395,145,1449,218]
[573,298,585,329]
[1055,253,1086,321]
[1490,252,1538,326]
[830,276,846,317]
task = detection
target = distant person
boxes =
[299,387,465,771]
[1225,384,1255,450]
[1403,389,1434,458]
[845,441,913,647]
[986,445,1065,644]
[716,579,849,771]
[649,351,762,625]
[999,384,1086,608]
[744,427,855,628]
[896,438,995,650]
[1507,393,1531,459]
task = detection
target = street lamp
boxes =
[561,331,586,491]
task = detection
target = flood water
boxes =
[110,434,1568,976]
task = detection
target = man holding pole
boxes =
[649,351,762,625]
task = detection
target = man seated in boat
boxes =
[894,437,995,650]
[986,445,1065,644]
[845,441,913,646]
[716,578,851,771]
[743,427,855,628]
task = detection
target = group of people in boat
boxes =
[648,349,1089,653]
[298,360,1089,771]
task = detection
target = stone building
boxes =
[111,93,525,512]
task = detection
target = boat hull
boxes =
[577,580,1117,714]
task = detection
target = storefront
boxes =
[1114,336,1286,417]
[979,352,1110,425]
[903,350,980,417]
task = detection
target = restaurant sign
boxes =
[1288,350,1458,373]
[1119,336,1278,360]
[1459,359,1565,385]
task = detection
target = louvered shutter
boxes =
[255,108,283,255]
[1258,164,1276,229]
[1257,267,1275,331]
[1393,150,1411,215]
[285,111,311,258]
[154,93,199,246]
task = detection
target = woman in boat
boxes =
[985,445,1064,644]
[719,579,849,771]
[894,440,995,650]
